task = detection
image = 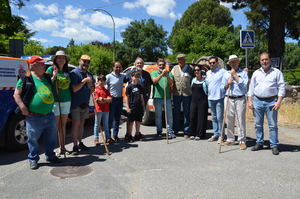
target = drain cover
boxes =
[50,165,93,179]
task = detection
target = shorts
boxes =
[70,106,89,120]
[53,101,71,116]
[127,107,143,122]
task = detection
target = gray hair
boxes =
[134,57,144,65]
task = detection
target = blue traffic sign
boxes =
[240,30,255,48]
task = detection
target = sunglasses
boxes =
[209,62,216,65]
[194,69,200,72]
[82,60,90,64]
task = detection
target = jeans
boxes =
[154,98,173,134]
[173,95,191,133]
[94,112,110,139]
[26,113,57,162]
[109,99,123,137]
[208,98,224,138]
[253,96,279,148]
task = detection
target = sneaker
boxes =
[217,137,223,144]
[157,131,162,137]
[240,142,247,150]
[208,136,218,142]
[113,136,120,143]
[173,130,179,136]
[72,145,80,155]
[251,143,263,151]
[190,136,195,140]
[223,141,235,146]
[195,136,200,141]
[168,133,176,139]
[125,134,134,142]
[46,156,62,163]
[29,161,38,170]
[79,142,89,151]
[272,147,279,155]
[134,132,144,141]
[94,139,100,146]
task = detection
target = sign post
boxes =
[240,30,255,68]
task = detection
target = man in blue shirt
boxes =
[106,61,126,142]
[248,52,285,155]
[206,56,227,143]
[70,54,95,154]
[222,55,248,150]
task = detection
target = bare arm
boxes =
[248,96,254,110]
[72,77,92,93]
[125,95,131,114]
[13,88,29,115]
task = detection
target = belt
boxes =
[112,97,123,100]
[255,95,277,100]
[29,112,48,116]
[226,95,245,99]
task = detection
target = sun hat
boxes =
[80,54,91,60]
[227,55,242,65]
[176,54,186,59]
[51,50,70,62]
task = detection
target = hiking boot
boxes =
[72,145,80,155]
[94,139,100,146]
[272,147,279,155]
[251,143,263,151]
[113,136,120,143]
[240,142,247,150]
[29,161,38,170]
[223,141,235,146]
[208,136,218,142]
[79,142,89,151]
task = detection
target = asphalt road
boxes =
[0,117,300,199]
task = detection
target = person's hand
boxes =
[230,69,236,76]
[52,66,58,80]
[127,108,131,114]
[162,69,168,76]
[248,99,254,110]
[227,77,233,85]
[20,105,29,116]
[272,101,281,111]
[83,76,92,84]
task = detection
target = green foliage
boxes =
[120,18,168,62]
[283,70,300,85]
[45,46,67,55]
[67,44,113,75]
[284,43,300,69]
[24,40,45,56]
[169,0,233,49]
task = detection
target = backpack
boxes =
[15,71,52,114]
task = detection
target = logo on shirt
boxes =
[57,74,70,90]
[38,85,54,104]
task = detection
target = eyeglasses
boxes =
[82,60,90,64]
[158,64,165,66]
[209,62,216,65]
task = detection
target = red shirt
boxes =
[94,86,111,112]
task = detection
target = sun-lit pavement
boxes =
[1,118,300,199]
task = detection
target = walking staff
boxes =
[219,84,231,153]
[164,77,169,144]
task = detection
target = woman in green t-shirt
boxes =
[46,50,72,156]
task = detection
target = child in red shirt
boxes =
[94,75,112,145]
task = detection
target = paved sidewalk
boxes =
[0,119,299,199]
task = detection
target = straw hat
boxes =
[52,50,70,62]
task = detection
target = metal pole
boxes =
[93,8,115,62]
[245,48,249,68]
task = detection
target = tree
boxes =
[67,38,75,48]
[120,18,168,62]
[168,0,233,49]
[24,40,45,55]
[45,46,67,55]
[220,0,300,59]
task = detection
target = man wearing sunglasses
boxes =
[70,54,95,154]
[206,56,227,143]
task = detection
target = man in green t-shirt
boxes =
[14,55,60,170]
[151,58,176,138]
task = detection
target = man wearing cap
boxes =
[222,55,248,150]
[70,55,95,154]
[248,52,285,155]
[14,55,60,169]
[106,61,126,143]
[171,54,193,137]
[206,56,227,143]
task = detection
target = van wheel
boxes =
[6,114,28,151]
[142,106,155,126]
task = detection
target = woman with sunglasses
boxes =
[188,65,208,140]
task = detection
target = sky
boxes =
[11,0,255,48]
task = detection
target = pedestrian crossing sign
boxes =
[240,30,255,48]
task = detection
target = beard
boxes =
[261,63,270,70]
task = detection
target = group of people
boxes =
[13,51,285,170]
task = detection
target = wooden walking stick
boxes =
[219,84,231,153]
[55,73,66,159]
[164,76,169,144]
[86,73,110,155]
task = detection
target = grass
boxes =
[246,100,300,127]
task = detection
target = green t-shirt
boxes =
[46,66,71,102]
[151,70,173,99]
[16,73,54,114]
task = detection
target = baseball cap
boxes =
[29,55,45,64]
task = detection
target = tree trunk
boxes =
[268,5,285,58]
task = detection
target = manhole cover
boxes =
[50,165,93,179]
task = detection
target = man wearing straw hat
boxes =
[222,55,248,150]
[70,54,95,154]
[14,56,61,169]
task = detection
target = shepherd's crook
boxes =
[164,77,169,144]
[219,84,231,153]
